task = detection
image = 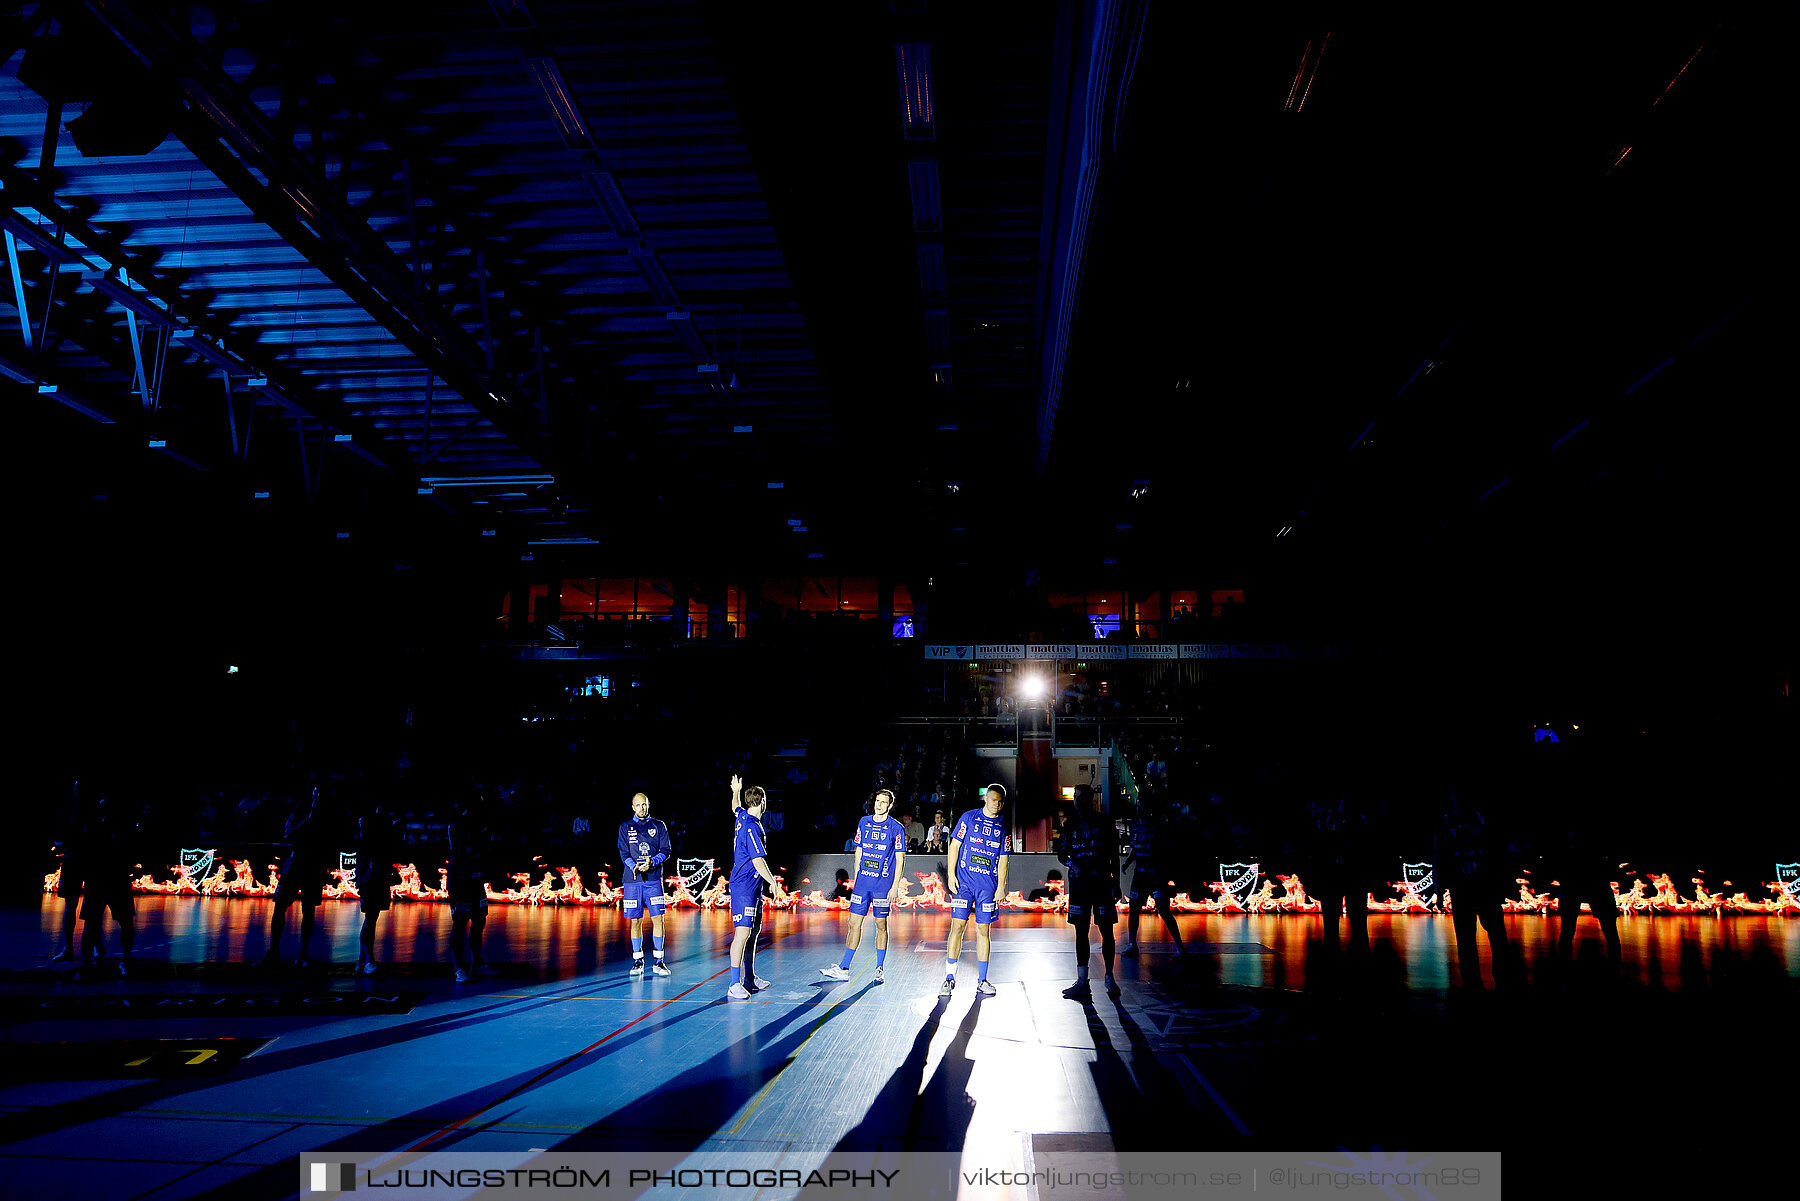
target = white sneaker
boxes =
[358,959,378,976]
[652,960,671,977]
[630,959,645,976]
[751,976,771,991]
[976,979,997,996]
[820,965,851,981]
[874,966,885,983]
[939,976,956,996]
[454,968,470,983]
[727,982,751,1000]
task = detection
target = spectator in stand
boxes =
[901,808,926,852]
[1144,751,1168,790]
[924,810,951,854]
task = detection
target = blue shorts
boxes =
[1128,865,1169,902]
[950,880,1000,925]
[849,882,893,917]
[621,879,667,917]
[730,877,762,927]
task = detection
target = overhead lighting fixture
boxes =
[895,44,936,139]
[528,536,598,546]
[521,57,595,151]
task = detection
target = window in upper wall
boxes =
[594,578,636,615]
[560,579,598,616]
[762,578,800,610]
[636,578,675,616]
[840,576,878,615]
[800,577,837,612]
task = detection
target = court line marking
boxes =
[1177,1054,1252,1136]
[408,965,732,1151]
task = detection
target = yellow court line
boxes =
[723,973,868,1135]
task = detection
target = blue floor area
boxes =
[2,897,1795,1199]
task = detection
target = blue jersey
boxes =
[1063,812,1117,887]
[855,815,907,883]
[951,808,1007,883]
[617,817,671,885]
[732,810,767,886]
[1130,816,1158,867]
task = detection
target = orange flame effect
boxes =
[43,854,1800,915]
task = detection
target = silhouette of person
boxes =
[77,792,137,981]
[1436,785,1515,991]
[1554,802,1622,979]
[447,797,498,982]
[354,801,400,975]
[51,780,92,964]
[262,785,334,967]
[1061,785,1121,998]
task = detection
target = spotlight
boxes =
[1021,677,1047,701]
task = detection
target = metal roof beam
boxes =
[79,0,567,481]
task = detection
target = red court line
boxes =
[408,966,730,1151]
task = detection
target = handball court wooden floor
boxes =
[0,897,1795,1200]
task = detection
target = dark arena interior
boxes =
[2,6,1792,1200]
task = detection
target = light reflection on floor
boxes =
[28,896,1799,993]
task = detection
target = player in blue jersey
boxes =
[1121,794,1186,959]
[619,792,674,977]
[940,784,1010,996]
[1061,784,1121,998]
[821,789,907,983]
[727,776,779,999]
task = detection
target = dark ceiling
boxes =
[2,5,1787,626]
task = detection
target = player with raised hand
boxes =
[821,789,907,983]
[940,784,1009,996]
[619,792,673,977]
[727,777,779,999]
